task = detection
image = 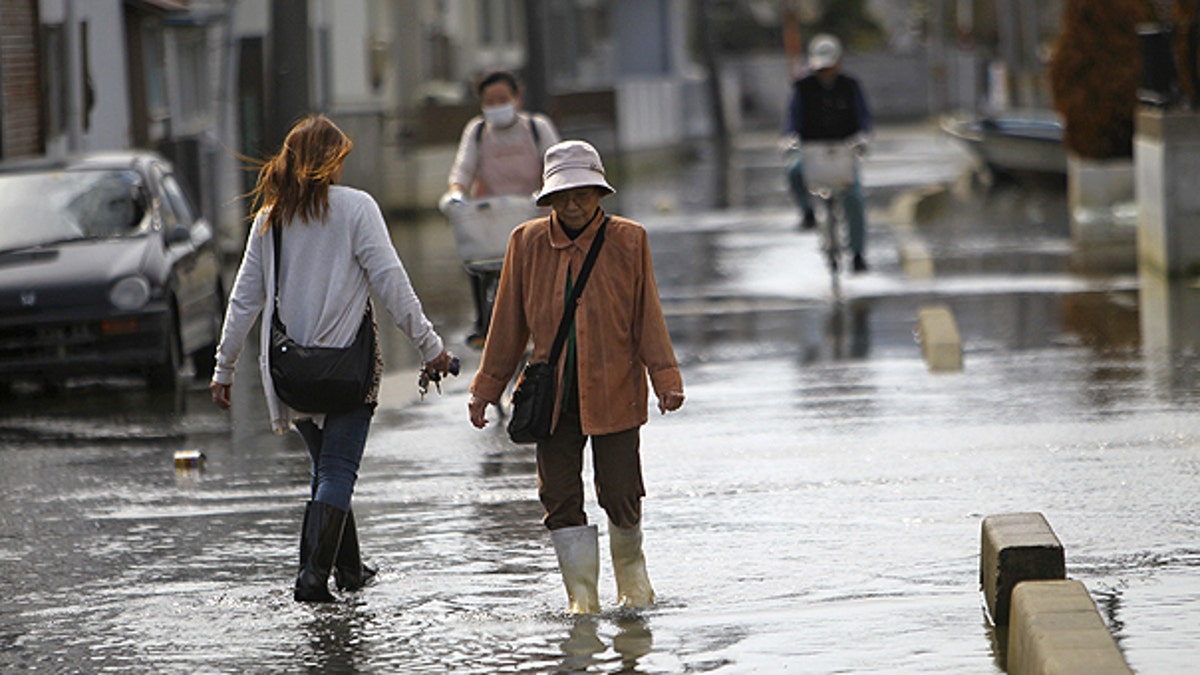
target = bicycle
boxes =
[798,140,862,295]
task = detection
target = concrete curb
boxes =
[1007,580,1133,675]
[916,305,963,372]
[980,512,1065,625]
[889,184,951,279]
[980,513,1133,674]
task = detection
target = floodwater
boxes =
[3,129,1200,673]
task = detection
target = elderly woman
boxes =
[467,140,685,613]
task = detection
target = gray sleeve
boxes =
[352,195,445,361]
[213,217,269,384]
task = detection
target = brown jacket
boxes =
[470,209,683,436]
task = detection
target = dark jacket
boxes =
[784,72,872,141]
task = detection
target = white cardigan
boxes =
[213,186,444,432]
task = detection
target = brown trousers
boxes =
[536,398,645,531]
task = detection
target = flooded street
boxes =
[3,126,1200,672]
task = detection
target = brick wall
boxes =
[0,0,45,159]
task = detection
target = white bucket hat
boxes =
[534,140,616,206]
[808,34,843,71]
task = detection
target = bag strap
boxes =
[271,223,285,331]
[547,215,609,365]
[473,116,541,146]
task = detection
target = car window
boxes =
[160,172,197,230]
[0,169,148,251]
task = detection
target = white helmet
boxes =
[808,34,843,70]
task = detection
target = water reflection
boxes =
[301,608,369,673]
[555,614,655,674]
[8,139,1200,671]
[826,298,871,361]
[985,616,1009,673]
[1140,271,1200,355]
[560,616,607,671]
[613,615,655,669]
[1061,291,1140,353]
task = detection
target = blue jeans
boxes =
[786,153,867,257]
[294,405,375,511]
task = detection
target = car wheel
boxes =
[148,309,182,390]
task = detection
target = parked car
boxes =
[0,151,224,389]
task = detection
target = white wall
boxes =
[320,0,387,110]
[616,78,684,152]
[39,0,132,152]
[231,0,269,37]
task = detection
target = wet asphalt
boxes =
[1,124,1199,673]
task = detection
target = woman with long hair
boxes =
[210,115,454,602]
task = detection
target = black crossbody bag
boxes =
[268,225,375,413]
[507,216,609,444]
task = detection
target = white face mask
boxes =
[482,103,517,128]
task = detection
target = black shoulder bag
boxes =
[268,225,376,413]
[507,216,608,444]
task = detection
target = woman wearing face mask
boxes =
[442,70,560,348]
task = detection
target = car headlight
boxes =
[109,275,152,310]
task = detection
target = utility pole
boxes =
[522,0,548,114]
[64,0,84,152]
[269,0,310,150]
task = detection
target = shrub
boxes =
[1049,0,1157,159]
[1174,0,1200,106]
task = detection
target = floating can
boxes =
[173,450,205,469]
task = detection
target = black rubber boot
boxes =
[294,500,346,603]
[334,509,378,592]
[298,502,312,568]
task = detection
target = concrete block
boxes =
[1136,108,1200,278]
[900,240,934,279]
[889,184,948,228]
[981,512,1065,625]
[916,305,962,371]
[1007,580,1132,675]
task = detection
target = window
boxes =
[175,28,210,123]
[159,171,197,230]
[142,21,167,118]
[480,0,517,46]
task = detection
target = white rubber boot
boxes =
[550,524,601,614]
[609,521,655,608]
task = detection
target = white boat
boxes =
[941,112,1067,177]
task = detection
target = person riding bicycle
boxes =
[441,70,560,347]
[784,33,873,273]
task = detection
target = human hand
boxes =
[657,390,685,414]
[424,350,458,376]
[468,394,491,429]
[418,351,460,398]
[210,380,231,411]
[849,132,870,156]
[437,189,466,213]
